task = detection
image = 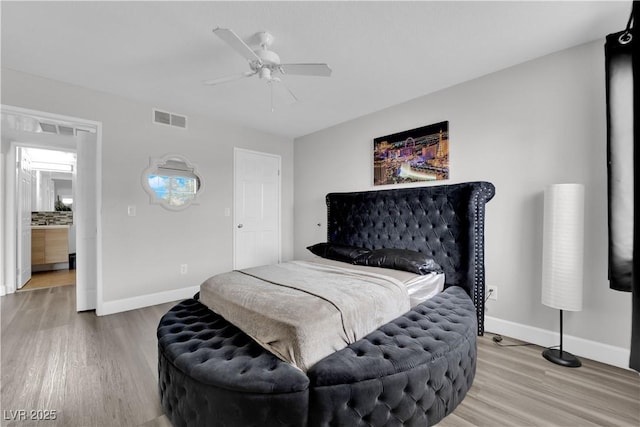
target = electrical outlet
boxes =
[487,286,498,301]
[180,264,188,275]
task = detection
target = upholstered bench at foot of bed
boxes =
[157,298,310,427]
[157,286,477,427]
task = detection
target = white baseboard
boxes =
[98,285,200,316]
[485,316,631,370]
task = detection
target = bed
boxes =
[157,181,495,426]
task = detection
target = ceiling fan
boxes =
[204,28,332,105]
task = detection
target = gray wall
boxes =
[1,68,294,304]
[294,40,632,352]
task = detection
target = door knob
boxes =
[237,224,243,228]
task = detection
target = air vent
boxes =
[153,109,187,129]
[170,114,187,128]
[154,110,171,125]
[38,122,78,135]
[57,125,75,136]
[39,122,58,133]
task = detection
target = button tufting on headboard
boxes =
[326,182,495,335]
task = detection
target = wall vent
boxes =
[153,109,187,129]
[38,122,78,136]
[170,114,187,128]
[57,125,75,136]
[39,122,58,133]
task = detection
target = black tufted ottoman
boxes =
[157,299,310,427]
[157,286,477,427]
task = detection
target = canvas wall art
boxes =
[373,121,449,186]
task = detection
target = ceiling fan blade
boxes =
[279,63,332,77]
[213,27,261,63]
[203,70,256,86]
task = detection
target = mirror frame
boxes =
[141,153,205,211]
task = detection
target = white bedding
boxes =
[306,256,445,307]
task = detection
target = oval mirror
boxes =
[142,154,204,211]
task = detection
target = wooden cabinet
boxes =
[31,229,46,264]
[44,228,69,263]
[31,227,69,265]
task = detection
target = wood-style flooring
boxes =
[1,285,638,427]
[19,270,76,291]
[439,337,640,427]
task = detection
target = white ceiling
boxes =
[1,1,631,139]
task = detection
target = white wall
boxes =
[294,40,632,364]
[0,151,4,295]
[1,68,294,308]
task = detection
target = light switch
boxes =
[128,205,136,217]
[224,207,231,217]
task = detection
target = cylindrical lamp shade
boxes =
[541,184,585,312]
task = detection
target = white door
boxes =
[233,148,281,270]
[17,147,32,288]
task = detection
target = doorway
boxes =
[233,148,281,270]
[17,147,77,292]
[1,105,101,312]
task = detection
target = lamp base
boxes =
[542,348,582,368]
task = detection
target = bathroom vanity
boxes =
[31,225,69,265]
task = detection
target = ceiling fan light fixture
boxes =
[259,67,272,80]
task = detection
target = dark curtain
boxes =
[634,3,640,373]
[605,2,638,371]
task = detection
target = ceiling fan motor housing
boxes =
[252,41,281,80]
[256,31,274,48]
[255,48,280,66]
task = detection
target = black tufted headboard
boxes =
[326,181,495,335]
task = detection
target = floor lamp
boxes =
[541,184,585,368]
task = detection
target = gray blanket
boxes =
[200,261,410,371]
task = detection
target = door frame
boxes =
[16,147,32,289]
[233,147,282,270]
[1,105,103,313]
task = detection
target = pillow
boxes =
[306,242,372,263]
[354,248,443,275]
